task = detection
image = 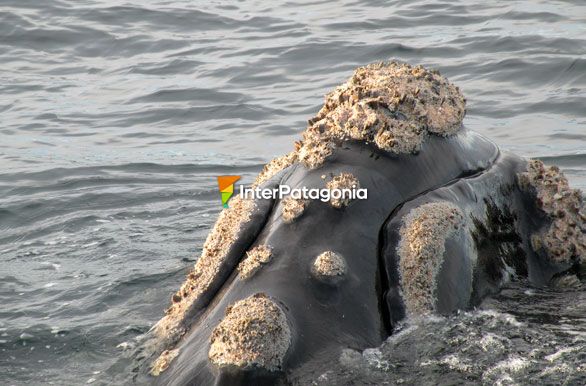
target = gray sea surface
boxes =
[1,0,585,385]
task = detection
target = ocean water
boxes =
[1,0,585,385]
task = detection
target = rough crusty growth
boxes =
[247,62,465,177]
[550,274,582,289]
[297,61,466,168]
[518,159,585,265]
[209,293,291,371]
[398,202,465,315]
[297,138,335,169]
[153,196,256,341]
[150,349,179,376]
[237,244,273,280]
[253,151,297,187]
[281,196,307,223]
[311,251,347,280]
[326,172,360,208]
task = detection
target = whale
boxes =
[134,62,585,385]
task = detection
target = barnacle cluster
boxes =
[150,349,179,376]
[281,196,307,223]
[398,202,465,315]
[326,172,360,208]
[208,293,291,371]
[518,159,585,265]
[298,61,466,169]
[311,251,347,282]
[252,61,466,179]
[237,244,273,280]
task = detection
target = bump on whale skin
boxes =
[398,202,466,316]
[254,151,298,187]
[298,61,467,169]
[150,349,179,377]
[311,251,348,282]
[281,197,307,223]
[208,293,291,371]
[134,61,585,385]
[243,61,468,182]
[237,245,273,280]
[326,172,360,208]
[518,159,585,267]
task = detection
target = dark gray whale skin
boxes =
[150,129,521,385]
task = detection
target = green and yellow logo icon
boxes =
[217,176,241,208]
